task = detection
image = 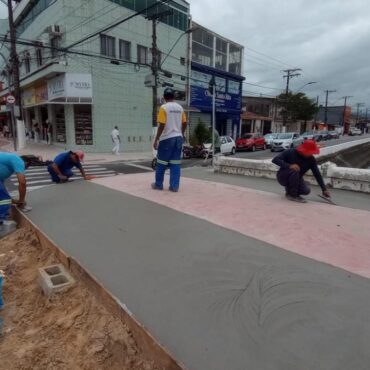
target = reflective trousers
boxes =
[155,136,183,191]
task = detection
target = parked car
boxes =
[271,132,303,152]
[264,133,278,148]
[236,133,266,152]
[349,127,362,136]
[302,131,322,141]
[320,130,332,141]
[329,130,340,139]
[203,136,236,157]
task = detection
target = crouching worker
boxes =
[272,139,330,203]
[47,150,92,183]
[0,153,31,238]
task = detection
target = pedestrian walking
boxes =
[152,87,187,192]
[34,123,40,143]
[272,139,331,203]
[111,126,121,155]
[46,121,52,145]
[47,150,93,183]
[3,124,9,139]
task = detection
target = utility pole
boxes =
[324,90,336,125]
[7,0,22,149]
[282,68,301,130]
[7,0,22,118]
[355,102,364,125]
[147,10,173,128]
[313,95,319,130]
[342,95,352,135]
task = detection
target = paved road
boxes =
[235,134,370,160]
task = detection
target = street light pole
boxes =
[296,81,316,92]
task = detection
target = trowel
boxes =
[317,194,337,205]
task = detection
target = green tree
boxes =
[277,92,318,123]
[191,120,211,145]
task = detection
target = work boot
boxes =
[0,220,17,239]
[285,194,307,203]
[151,183,163,191]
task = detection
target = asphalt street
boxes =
[234,134,370,160]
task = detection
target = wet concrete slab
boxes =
[26,180,370,370]
[94,173,370,278]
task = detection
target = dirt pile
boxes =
[0,228,162,370]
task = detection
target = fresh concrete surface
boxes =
[183,167,370,212]
[26,180,370,370]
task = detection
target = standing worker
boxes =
[47,150,93,183]
[152,87,187,192]
[272,139,331,203]
[111,126,121,155]
[0,153,30,237]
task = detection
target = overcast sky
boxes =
[1,1,369,112]
[188,0,370,112]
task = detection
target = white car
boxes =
[349,127,362,136]
[271,132,304,152]
[203,136,236,156]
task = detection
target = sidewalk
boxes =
[22,169,370,370]
[0,138,152,163]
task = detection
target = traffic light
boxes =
[208,76,215,95]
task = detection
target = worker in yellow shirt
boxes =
[152,88,187,192]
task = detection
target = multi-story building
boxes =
[188,22,244,139]
[241,96,278,135]
[0,0,190,152]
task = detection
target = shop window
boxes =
[119,39,131,61]
[74,105,93,145]
[137,45,148,65]
[55,105,66,143]
[100,34,116,58]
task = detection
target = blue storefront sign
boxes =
[190,63,243,114]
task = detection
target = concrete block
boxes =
[0,221,17,239]
[38,264,75,297]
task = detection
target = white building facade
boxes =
[0,0,190,152]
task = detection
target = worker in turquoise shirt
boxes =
[0,152,30,224]
[47,150,93,183]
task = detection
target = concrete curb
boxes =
[12,207,185,370]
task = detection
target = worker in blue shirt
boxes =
[47,150,91,183]
[272,140,331,203]
[0,152,31,225]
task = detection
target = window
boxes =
[24,54,30,73]
[50,37,60,58]
[119,39,131,61]
[36,48,43,67]
[137,45,148,64]
[100,34,116,57]
[228,80,240,94]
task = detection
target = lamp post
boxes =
[296,81,316,92]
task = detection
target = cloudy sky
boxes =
[0,1,369,112]
[188,0,370,112]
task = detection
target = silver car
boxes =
[271,132,304,152]
[264,133,278,148]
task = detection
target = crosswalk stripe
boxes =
[11,169,115,178]
[12,173,117,185]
